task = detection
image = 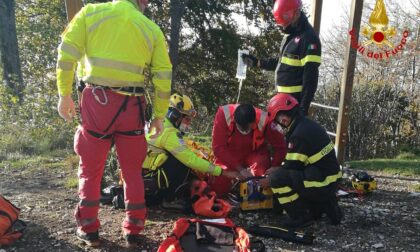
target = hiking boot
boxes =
[160,198,186,212]
[124,234,141,248]
[323,197,343,225]
[280,214,314,229]
[76,230,100,247]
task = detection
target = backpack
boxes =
[0,195,26,245]
[157,218,265,252]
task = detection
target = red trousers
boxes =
[74,87,147,235]
[208,147,270,196]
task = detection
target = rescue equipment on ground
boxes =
[157,218,265,252]
[0,195,27,245]
[246,224,315,245]
[239,177,274,211]
[190,180,232,218]
[350,172,377,194]
[100,185,125,209]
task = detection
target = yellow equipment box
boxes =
[239,178,273,211]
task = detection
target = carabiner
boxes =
[92,86,108,105]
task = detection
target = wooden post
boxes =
[335,0,364,165]
[309,0,323,34]
[64,0,83,22]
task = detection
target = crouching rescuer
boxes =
[55,0,172,248]
[259,94,342,228]
[143,93,240,209]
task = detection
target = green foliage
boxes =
[0,0,74,158]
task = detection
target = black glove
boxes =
[242,54,259,67]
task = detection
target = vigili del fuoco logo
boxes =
[349,0,409,60]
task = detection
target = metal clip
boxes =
[92,86,108,105]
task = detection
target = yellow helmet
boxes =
[169,93,197,117]
[351,172,377,193]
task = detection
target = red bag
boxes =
[190,180,231,218]
[0,195,26,245]
[157,218,252,252]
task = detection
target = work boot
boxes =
[124,234,141,248]
[280,214,314,229]
[323,197,343,225]
[76,229,100,247]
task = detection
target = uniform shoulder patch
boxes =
[308,44,317,50]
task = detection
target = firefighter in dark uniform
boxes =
[242,0,321,115]
[259,93,342,228]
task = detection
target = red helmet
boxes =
[267,93,299,122]
[273,0,302,27]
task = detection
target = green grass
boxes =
[65,177,79,189]
[347,155,420,176]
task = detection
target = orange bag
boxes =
[190,180,231,218]
[0,195,26,245]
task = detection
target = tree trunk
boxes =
[169,0,188,91]
[0,0,24,101]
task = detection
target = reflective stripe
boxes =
[79,199,100,207]
[258,111,267,131]
[272,186,293,194]
[134,23,153,52]
[80,218,96,226]
[222,105,231,125]
[301,55,321,65]
[281,55,321,67]
[286,152,308,163]
[148,144,167,154]
[277,85,303,93]
[281,57,302,67]
[86,9,107,17]
[125,202,146,211]
[59,42,82,60]
[170,145,187,155]
[278,193,299,204]
[88,57,144,75]
[88,15,119,33]
[304,171,342,188]
[127,217,144,227]
[57,61,75,71]
[85,76,144,87]
[153,71,172,80]
[307,142,335,164]
[157,90,171,99]
[208,163,215,174]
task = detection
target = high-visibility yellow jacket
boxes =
[56,0,172,119]
[145,120,222,176]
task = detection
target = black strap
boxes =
[104,96,130,133]
[87,129,113,139]
[87,129,144,139]
[137,96,145,127]
[116,129,145,136]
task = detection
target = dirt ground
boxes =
[0,159,419,252]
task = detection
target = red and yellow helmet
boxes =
[273,0,302,27]
[267,93,299,122]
